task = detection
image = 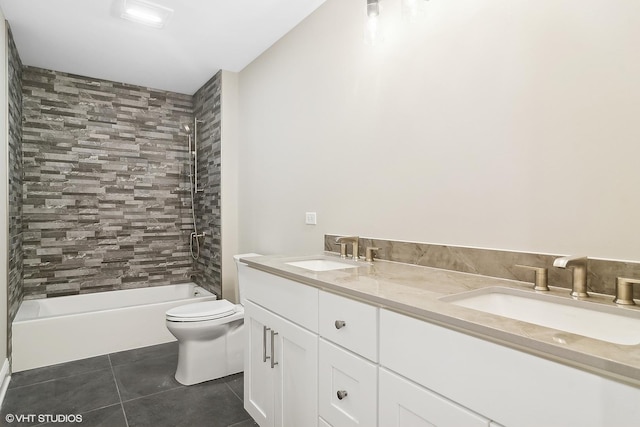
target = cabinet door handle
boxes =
[335,320,346,329]
[270,329,279,369]
[263,326,271,363]
[337,390,348,400]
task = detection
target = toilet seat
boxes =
[166,300,236,322]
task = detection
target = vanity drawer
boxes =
[319,339,377,427]
[319,291,378,361]
[239,264,318,332]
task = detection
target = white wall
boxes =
[238,0,640,261]
[221,70,240,302]
[1,11,9,366]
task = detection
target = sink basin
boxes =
[441,287,640,345]
[285,259,360,272]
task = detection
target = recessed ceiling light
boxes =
[120,0,173,29]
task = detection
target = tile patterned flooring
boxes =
[1,342,257,427]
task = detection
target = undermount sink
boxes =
[285,259,360,272]
[441,287,640,345]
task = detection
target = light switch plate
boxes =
[305,212,317,225]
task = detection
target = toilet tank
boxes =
[233,253,262,305]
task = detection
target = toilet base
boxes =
[172,317,244,386]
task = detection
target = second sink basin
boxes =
[441,287,640,345]
[286,259,360,272]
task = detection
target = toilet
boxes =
[165,253,261,385]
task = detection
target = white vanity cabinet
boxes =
[241,262,640,427]
[380,309,640,427]
[318,291,378,362]
[245,301,318,427]
[241,265,319,427]
[318,291,378,427]
[379,367,490,427]
[319,339,377,427]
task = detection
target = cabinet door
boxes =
[244,301,276,427]
[379,368,489,427]
[380,309,640,427]
[319,339,377,427]
[271,308,318,427]
[245,300,318,427]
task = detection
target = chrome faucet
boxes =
[335,236,359,260]
[553,255,589,298]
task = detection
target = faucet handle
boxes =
[515,265,549,291]
[339,243,348,259]
[614,277,640,305]
[365,247,380,262]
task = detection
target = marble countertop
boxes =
[241,252,640,388]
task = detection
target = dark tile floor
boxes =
[1,342,257,427]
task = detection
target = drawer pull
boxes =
[335,320,346,329]
[270,329,279,369]
[337,390,348,400]
[263,326,270,363]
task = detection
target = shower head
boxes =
[183,124,191,133]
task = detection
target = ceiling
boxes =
[0,0,326,94]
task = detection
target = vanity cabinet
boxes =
[244,301,318,427]
[379,367,489,427]
[241,265,319,427]
[244,302,275,426]
[318,291,378,427]
[380,309,640,427]
[242,262,640,427]
[318,291,378,362]
[319,339,377,427]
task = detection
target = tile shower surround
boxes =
[8,25,24,362]
[325,235,640,298]
[191,72,223,295]
[19,66,223,299]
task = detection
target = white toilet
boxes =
[165,253,260,385]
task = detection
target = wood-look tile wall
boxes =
[21,67,196,299]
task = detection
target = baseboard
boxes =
[0,358,10,409]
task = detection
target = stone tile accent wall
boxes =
[191,72,222,296]
[21,67,196,299]
[7,25,24,361]
[325,235,640,298]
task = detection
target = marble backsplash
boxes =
[324,235,640,299]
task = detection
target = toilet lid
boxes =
[166,300,236,322]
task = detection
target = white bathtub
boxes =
[12,283,216,372]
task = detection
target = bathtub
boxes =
[12,283,216,372]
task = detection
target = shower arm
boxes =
[194,118,204,193]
